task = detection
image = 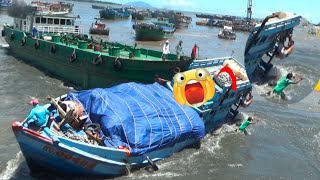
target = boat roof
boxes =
[223,26,232,30]
[31,13,79,19]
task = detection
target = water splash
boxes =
[0,151,23,180]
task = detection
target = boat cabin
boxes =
[13,13,81,34]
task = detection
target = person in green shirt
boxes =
[235,117,258,135]
[267,73,303,100]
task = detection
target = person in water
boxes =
[267,73,303,100]
[275,33,294,59]
[240,91,253,107]
[236,117,258,135]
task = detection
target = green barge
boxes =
[2,14,191,89]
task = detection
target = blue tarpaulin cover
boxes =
[66,82,205,155]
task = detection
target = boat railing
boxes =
[37,26,82,34]
[190,56,232,69]
[22,25,29,32]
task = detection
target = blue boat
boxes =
[244,12,301,84]
[0,0,12,7]
[11,12,301,177]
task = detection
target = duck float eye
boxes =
[195,68,209,81]
[174,73,186,85]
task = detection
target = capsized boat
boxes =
[12,54,253,177]
[218,26,237,40]
[2,12,191,89]
[243,12,301,85]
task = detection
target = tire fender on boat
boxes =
[174,67,181,73]
[51,44,56,53]
[92,54,103,65]
[34,40,40,49]
[21,37,26,46]
[70,50,77,62]
[1,30,5,37]
[113,57,122,71]
[10,32,14,41]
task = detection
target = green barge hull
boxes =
[3,26,192,89]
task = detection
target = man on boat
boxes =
[236,117,258,135]
[32,26,38,38]
[162,40,170,61]
[275,33,294,59]
[267,73,303,100]
[191,44,199,60]
[23,99,50,129]
[23,99,59,143]
[175,40,184,60]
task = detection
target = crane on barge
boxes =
[246,0,252,30]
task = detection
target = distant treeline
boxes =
[65,0,121,5]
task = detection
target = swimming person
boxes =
[236,117,258,135]
[267,73,303,100]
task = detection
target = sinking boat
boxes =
[12,55,252,177]
[243,12,301,84]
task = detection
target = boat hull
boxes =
[89,28,110,35]
[3,27,191,89]
[134,26,165,41]
[12,122,201,177]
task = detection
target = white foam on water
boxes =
[227,163,243,168]
[0,151,23,180]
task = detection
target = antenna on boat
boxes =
[246,0,253,31]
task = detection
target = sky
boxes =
[108,0,320,23]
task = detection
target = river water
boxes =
[0,1,320,179]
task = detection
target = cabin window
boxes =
[41,18,47,24]
[23,21,26,25]
[35,17,40,23]
[48,18,53,24]
[54,19,59,25]
[60,19,66,25]
[66,19,71,25]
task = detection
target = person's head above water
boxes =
[248,117,253,121]
[286,73,293,80]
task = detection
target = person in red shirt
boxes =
[191,44,199,60]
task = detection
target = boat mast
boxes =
[246,0,252,31]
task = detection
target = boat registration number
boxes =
[43,145,97,169]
